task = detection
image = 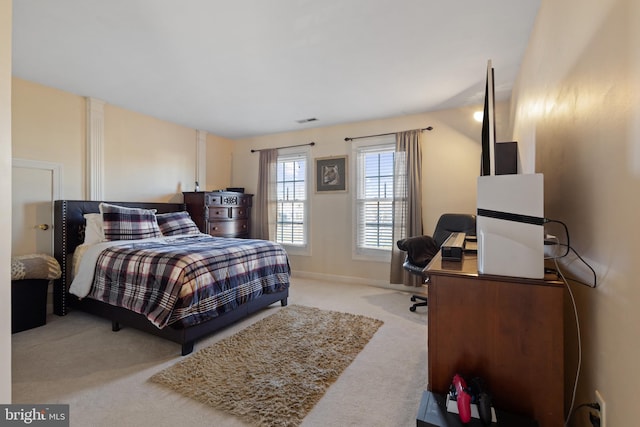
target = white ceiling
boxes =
[11,0,540,139]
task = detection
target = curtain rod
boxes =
[344,126,433,142]
[251,142,315,153]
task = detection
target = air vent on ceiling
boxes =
[296,117,318,124]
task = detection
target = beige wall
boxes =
[11,78,235,204]
[231,103,510,283]
[103,105,197,202]
[511,0,639,424]
[205,133,233,191]
[12,78,85,199]
[0,0,12,404]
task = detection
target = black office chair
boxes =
[397,213,476,312]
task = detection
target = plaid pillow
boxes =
[99,203,162,241]
[156,211,201,236]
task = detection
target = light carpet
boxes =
[149,304,384,427]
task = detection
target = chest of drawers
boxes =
[183,191,253,238]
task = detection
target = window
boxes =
[353,138,397,258]
[275,150,308,251]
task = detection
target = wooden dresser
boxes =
[183,191,253,238]
[424,252,564,427]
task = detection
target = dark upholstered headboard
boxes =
[53,200,185,316]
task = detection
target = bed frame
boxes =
[52,199,289,355]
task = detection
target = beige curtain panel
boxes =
[254,148,278,240]
[390,129,423,286]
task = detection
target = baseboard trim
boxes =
[290,270,423,294]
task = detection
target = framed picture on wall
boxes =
[315,156,348,193]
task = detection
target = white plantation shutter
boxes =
[276,151,307,246]
[355,140,396,252]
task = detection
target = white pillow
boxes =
[83,213,105,244]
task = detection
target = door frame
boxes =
[12,158,63,254]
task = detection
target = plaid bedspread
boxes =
[87,235,290,329]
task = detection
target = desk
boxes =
[424,252,564,427]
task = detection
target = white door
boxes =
[11,159,62,256]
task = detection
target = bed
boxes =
[53,199,290,355]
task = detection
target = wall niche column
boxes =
[196,130,207,190]
[86,97,105,200]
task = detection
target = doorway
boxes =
[11,159,62,256]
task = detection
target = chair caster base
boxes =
[409,294,428,312]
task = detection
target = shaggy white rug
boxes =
[150,304,384,427]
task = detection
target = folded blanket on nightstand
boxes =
[11,254,61,281]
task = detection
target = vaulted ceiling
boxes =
[12,1,540,139]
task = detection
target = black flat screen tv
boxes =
[481,60,496,176]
